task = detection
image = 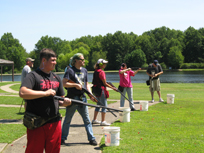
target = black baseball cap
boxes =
[153,60,158,65]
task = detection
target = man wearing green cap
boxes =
[61,53,97,146]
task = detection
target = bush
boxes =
[160,62,167,69]
[180,63,204,69]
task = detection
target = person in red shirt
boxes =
[92,59,117,126]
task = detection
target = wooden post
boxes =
[12,64,14,82]
[1,65,2,82]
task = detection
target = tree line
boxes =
[0,26,204,73]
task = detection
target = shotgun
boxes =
[131,67,146,70]
[53,96,123,113]
[107,82,133,106]
[67,80,118,117]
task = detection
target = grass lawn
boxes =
[1,82,204,153]
[101,83,204,153]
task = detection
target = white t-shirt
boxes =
[21,65,31,83]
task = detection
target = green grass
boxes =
[100,83,204,153]
[0,96,22,105]
[0,124,26,143]
[1,82,204,153]
[0,107,24,119]
[9,82,21,91]
[0,82,19,93]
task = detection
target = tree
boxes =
[134,34,155,64]
[124,49,146,67]
[0,33,26,72]
[183,27,203,63]
[168,46,184,69]
[102,31,137,70]
[0,41,6,59]
[34,35,71,71]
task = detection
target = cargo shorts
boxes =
[149,78,160,92]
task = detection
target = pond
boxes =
[1,70,204,83]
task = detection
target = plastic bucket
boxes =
[167,94,175,104]
[140,101,148,111]
[103,127,120,146]
[119,107,130,122]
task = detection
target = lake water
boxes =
[1,70,204,83]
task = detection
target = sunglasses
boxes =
[78,58,85,61]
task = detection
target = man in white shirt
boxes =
[21,57,35,111]
[21,58,35,82]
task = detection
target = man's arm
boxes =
[59,96,72,107]
[155,71,163,77]
[133,68,141,75]
[62,78,82,90]
[120,68,131,74]
[19,86,56,100]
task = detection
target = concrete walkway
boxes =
[0,83,159,153]
[0,83,20,94]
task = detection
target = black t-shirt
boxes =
[21,68,64,118]
[64,66,88,98]
[146,64,163,80]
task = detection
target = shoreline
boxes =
[1,69,204,76]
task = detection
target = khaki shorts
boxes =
[149,78,160,92]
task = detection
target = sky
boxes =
[0,0,204,53]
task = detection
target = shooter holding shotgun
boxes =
[67,79,118,117]
[92,59,118,126]
[146,60,164,103]
[61,53,97,146]
[118,63,141,111]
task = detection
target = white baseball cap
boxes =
[97,59,108,64]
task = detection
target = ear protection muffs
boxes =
[99,60,103,67]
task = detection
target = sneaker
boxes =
[92,119,101,124]
[89,139,97,146]
[61,139,65,145]
[151,99,154,103]
[100,121,110,126]
[159,98,164,102]
[131,108,136,111]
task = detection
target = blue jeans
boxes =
[120,87,135,109]
[61,96,95,141]
[95,90,107,113]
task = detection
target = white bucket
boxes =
[140,101,148,111]
[119,107,130,122]
[103,127,120,146]
[167,94,175,104]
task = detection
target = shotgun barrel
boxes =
[107,82,133,106]
[53,96,123,113]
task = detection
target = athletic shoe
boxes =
[92,119,101,124]
[151,99,154,103]
[100,121,110,126]
[131,108,136,111]
[61,139,65,145]
[159,98,164,102]
[89,139,97,146]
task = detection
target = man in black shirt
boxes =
[61,53,97,146]
[19,48,71,153]
[146,60,164,103]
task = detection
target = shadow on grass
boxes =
[17,112,25,115]
[99,143,106,151]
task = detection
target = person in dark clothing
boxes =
[146,60,164,103]
[61,53,98,146]
[19,48,71,153]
